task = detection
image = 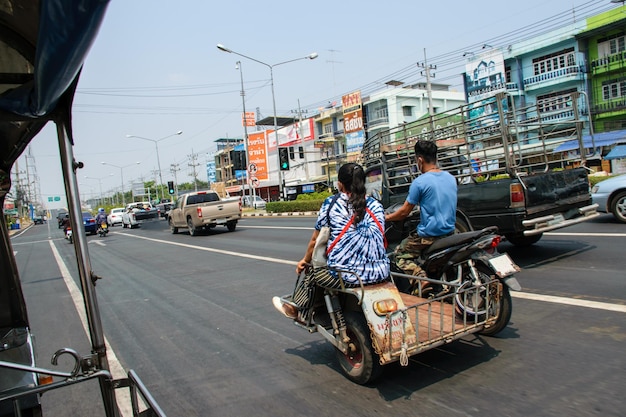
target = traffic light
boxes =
[167,181,175,195]
[278,147,290,171]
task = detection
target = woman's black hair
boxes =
[337,163,367,224]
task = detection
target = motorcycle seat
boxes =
[424,226,498,255]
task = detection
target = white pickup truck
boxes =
[167,190,241,236]
[122,201,159,228]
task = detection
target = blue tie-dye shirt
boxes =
[315,193,390,285]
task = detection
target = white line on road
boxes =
[119,232,625,313]
[511,291,626,313]
[546,232,626,237]
[48,240,134,417]
[119,232,297,266]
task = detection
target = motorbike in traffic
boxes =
[275,217,520,384]
[389,224,521,335]
[65,226,73,244]
[97,222,108,237]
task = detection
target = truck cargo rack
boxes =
[363,91,592,196]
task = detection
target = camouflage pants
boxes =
[394,233,436,277]
[292,267,359,320]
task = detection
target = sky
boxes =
[19,0,618,209]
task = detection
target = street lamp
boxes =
[101,161,140,206]
[84,174,113,207]
[235,60,257,203]
[216,44,318,199]
[126,130,183,201]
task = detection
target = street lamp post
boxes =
[235,61,257,203]
[126,131,182,201]
[217,44,318,199]
[101,161,140,206]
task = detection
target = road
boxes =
[9,215,626,417]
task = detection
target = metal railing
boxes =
[0,353,166,417]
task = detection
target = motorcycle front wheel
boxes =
[335,312,382,385]
[455,264,512,336]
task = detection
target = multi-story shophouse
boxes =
[463,4,626,173]
[363,81,467,140]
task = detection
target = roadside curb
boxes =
[8,222,33,237]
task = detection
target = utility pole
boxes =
[188,150,200,192]
[170,163,180,197]
[417,48,437,137]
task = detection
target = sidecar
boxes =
[279,270,508,384]
[0,1,165,415]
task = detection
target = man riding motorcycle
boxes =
[384,139,457,282]
[95,208,108,235]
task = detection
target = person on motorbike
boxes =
[95,208,107,229]
[61,214,71,234]
[384,139,458,280]
[272,163,390,323]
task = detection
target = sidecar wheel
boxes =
[335,312,382,385]
[456,264,512,336]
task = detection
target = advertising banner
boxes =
[268,118,314,150]
[247,131,269,181]
[242,112,255,126]
[464,50,506,104]
[342,91,363,134]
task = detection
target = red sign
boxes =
[242,112,255,127]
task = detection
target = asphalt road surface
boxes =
[9,214,626,416]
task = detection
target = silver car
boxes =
[242,195,266,209]
[591,174,626,223]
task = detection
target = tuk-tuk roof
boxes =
[0,0,109,330]
[0,0,109,174]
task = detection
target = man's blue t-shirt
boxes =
[406,171,457,237]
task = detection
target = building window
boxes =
[298,146,304,159]
[402,106,413,117]
[598,34,626,56]
[371,104,388,120]
[288,146,294,159]
[537,88,576,113]
[323,123,332,135]
[602,79,626,100]
[532,48,575,76]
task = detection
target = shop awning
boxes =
[604,145,626,160]
[554,129,626,152]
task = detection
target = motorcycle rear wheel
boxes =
[455,264,512,336]
[335,312,382,385]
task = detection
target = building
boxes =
[462,3,626,173]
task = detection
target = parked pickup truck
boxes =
[363,91,599,246]
[168,190,241,236]
[122,201,159,228]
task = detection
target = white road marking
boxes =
[546,232,626,237]
[119,232,297,266]
[511,291,626,313]
[118,232,625,313]
[48,240,134,417]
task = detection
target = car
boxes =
[82,211,97,234]
[32,215,44,225]
[107,207,124,226]
[156,202,173,218]
[591,174,626,223]
[242,195,266,209]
